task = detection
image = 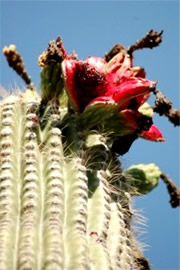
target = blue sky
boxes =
[1,1,179,269]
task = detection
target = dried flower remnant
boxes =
[161,173,180,208]
[37,37,74,105]
[104,43,127,62]
[153,89,180,126]
[3,44,32,87]
[38,37,68,67]
[127,29,163,55]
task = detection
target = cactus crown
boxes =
[1,30,179,270]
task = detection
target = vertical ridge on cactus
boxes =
[0,95,24,270]
[41,127,64,270]
[18,95,42,270]
[63,158,89,270]
[88,172,112,270]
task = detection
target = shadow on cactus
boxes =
[1,30,179,270]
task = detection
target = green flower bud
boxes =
[125,163,161,195]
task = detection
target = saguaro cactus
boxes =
[0,30,179,270]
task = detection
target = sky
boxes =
[0,1,179,269]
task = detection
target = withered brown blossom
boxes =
[153,89,180,126]
[127,29,163,55]
[161,173,180,208]
[3,44,32,87]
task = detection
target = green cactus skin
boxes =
[0,90,150,270]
